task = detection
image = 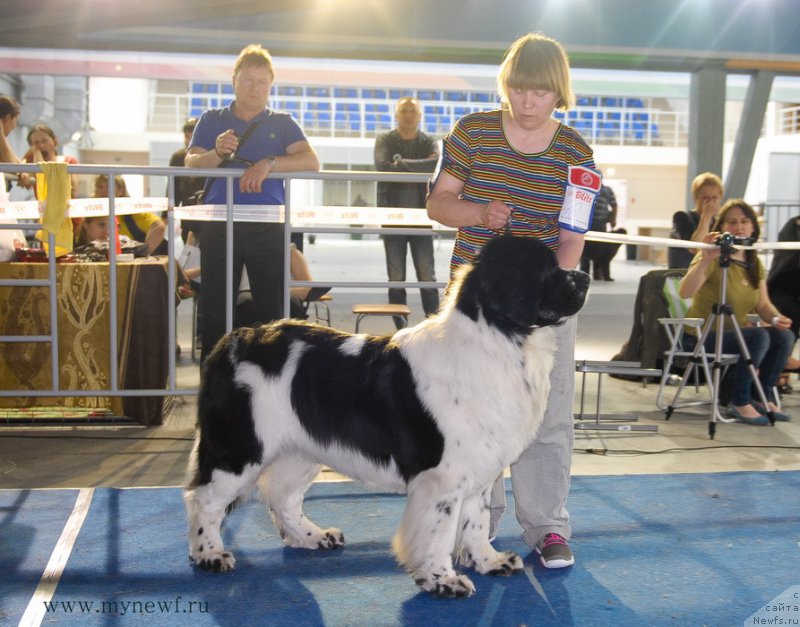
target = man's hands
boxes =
[238,158,275,194]
[214,129,276,194]
[215,130,238,159]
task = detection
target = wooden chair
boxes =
[352,304,410,332]
[302,287,333,326]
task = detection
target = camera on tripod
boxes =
[714,231,754,254]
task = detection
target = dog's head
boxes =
[454,236,589,338]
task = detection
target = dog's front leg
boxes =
[392,473,475,598]
[457,486,523,577]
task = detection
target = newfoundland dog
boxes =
[184,236,589,598]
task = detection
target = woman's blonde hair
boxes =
[690,172,723,201]
[497,33,573,111]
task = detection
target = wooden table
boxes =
[0,258,170,425]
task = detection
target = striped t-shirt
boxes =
[437,110,595,276]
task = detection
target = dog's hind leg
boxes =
[392,472,475,598]
[185,464,262,573]
[457,486,523,577]
[259,454,345,550]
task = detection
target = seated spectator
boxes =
[289,242,316,316]
[679,199,794,424]
[23,124,80,195]
[668,172,723,269]
[21,124,82,242]
[93,174,167,255]
[767,215,800,393]
[74,215,148,259]
[236,243,324,324]
[76,215,112,247]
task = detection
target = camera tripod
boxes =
[664,236,775,439]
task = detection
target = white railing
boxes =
[2,162,796,422]
[0,164,447,410]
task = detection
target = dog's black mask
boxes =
[456,235,590,338]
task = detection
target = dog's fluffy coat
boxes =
[184,236,589,598]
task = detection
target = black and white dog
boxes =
[184,236,589,598]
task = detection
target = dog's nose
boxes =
[571,270,591,291]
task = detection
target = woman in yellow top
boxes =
[679,199,794,424]
[93,175,166,255]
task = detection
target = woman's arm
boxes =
[556,229,585,270]
[689,198,718,244]
[0,131,21,164]
[755,282,793,330]
[426,171,510,230]
[145,220,166,255]
[679,233,719,298]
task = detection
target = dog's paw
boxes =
[458,546,523,576]
[190,550,236,573]
[415,573,476,599]
[282,526,345,550]
[480,550,523,576]
[316,528,345,550]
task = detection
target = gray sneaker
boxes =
[536,533,575,568]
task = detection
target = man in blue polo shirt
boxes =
[186,43,319,360]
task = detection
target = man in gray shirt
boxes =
[374,97,440,328]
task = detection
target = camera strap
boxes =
[190,117,266,204]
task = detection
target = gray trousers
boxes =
[489,315,576,548]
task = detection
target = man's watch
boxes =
[265,156,277,168]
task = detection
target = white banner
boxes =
[0,197,170,220]
[172,205,436,225]
[1,199,436,226]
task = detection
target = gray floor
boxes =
[1,235,798,490]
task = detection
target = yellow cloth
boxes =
[35,161,73,255]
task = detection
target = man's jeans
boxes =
[383,233,439,329]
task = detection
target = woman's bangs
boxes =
[507,56,556,93]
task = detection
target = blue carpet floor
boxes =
[2,471,799,626]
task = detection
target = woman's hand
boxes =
[679,232,719,299]
[17,172,33,189]
[481,199,512,230]
[699,231,722,260]
[770,313,792,331]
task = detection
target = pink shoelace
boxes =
[540,533,568,548]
